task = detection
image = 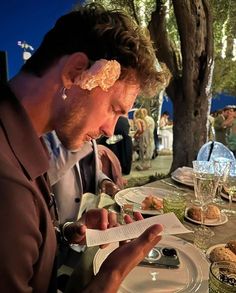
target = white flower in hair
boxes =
[75,59,121,91]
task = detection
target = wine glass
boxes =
[192,161,219,252]
[192,161,219,225]
[213,157,232,205]
[221,162,236,216]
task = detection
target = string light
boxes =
[17,41,34,62]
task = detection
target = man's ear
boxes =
[61,52,89,89]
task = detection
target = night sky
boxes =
[0,0,234,113]
[0,0,84,78]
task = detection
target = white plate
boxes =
[93,235,209,293]
[114,187,167,215]
[221,192,236,202]
[171,175,194,187]
[185,207,228,226]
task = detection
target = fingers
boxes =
[133,212,143,221]
[64,222,87,244]
[99,208,109,230]
[123,212,143,224]
[138,224,163,250]
[123,214,133,224]
[85,208,109,230]
[108,212,118,228]
[101,180,120,196]
[123,224,163,261]
[100,224,163,280]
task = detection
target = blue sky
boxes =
[0,0,84,78]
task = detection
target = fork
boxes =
[160,179,189,193]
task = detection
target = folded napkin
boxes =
[77,192,115,220]
[171,166,194,184]
[123,189,146,204]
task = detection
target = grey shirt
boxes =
[44,132,109,223]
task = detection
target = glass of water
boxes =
[222,162,236,216]
[192,161,219,225]
[213,157,232,205]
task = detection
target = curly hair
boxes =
[21,3,170,96]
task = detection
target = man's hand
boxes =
[83,224,163,293]
[63,208,118,244]
[100,179,120,197]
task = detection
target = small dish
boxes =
[171,175,194,187]
[221,191,236,202]
[185,207,228,226]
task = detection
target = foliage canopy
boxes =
[89,0,236,96]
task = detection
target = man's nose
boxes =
[100,118,118,137]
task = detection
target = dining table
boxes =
[145,177,236,246]
[64,177,236,293]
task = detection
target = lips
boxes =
[86,134,99,141]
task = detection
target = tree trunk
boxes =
[149,0,214,172]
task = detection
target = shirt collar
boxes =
[0,83,49,179]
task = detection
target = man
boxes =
[44,131,122,224]
[0,4,167,292]
[214,105,235,145]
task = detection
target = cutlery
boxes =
[160,179,189,192]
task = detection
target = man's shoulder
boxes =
[214,115,224,122]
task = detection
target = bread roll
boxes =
[187,206,202,221]
[226,240,236,255]
[209,247,236,263]
[187,205,221,221]
[205,205,221,219]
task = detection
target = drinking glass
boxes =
[192,161,219,225]
[209,261,236,292]
[193,226,214,252]
[163,195,186,222]
[222,162,236,216]
[192,161,218,252]
[213,157,232,205]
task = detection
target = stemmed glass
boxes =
[213,158,232,205]
[192,161,219,224]
[192,161,219,252]
[221,162,236,216]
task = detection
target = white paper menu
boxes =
[86,212,192,247]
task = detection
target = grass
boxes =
[125,173,168,188]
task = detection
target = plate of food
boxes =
[185,205,228,226]
[221,186,236,202]
[171,167,194,187]
[114,187,167,215]
[206,240,236,263]
[93,235,209,293]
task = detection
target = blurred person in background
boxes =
[142,108,155,164]
[214,106,235,145]
[98,115,133,175]
[227,106,236,157]
[159,111,173,151]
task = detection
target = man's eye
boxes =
[112,106,125,116]
[112,107,118,115]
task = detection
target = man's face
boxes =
[54,79,139,150]
[223,109,234,118]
